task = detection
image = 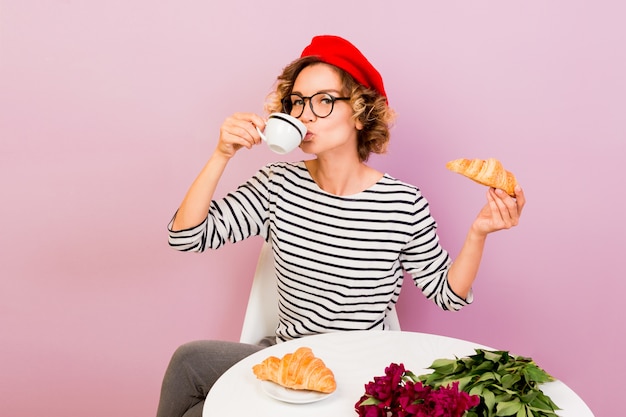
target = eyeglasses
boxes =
[281,92,350,118]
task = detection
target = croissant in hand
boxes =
[252,347,337,393]
[446,157,518,196]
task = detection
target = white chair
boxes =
[239,241,401,344]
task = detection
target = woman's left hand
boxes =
[472,185,526,236]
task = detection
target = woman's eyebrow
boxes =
[291,88,343,96]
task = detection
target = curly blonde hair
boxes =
[265,56,396,162]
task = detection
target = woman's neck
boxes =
[304,158,383,196]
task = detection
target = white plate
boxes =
[260,381,333,404]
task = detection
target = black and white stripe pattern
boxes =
[168,162,471,341]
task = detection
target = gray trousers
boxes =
[156,340,270,417]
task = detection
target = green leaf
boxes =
[530,392,560,411]
[501,373,521,389]
[482,350,507,363]
[475,360,496,372]
[527,406,560,417]
[520,391,539,404]
[495,393,514,403]
[483,390,496,411]
[403,370,420,383]
[496,400,522,416]
[456,375,474,391]
[523,364,554,383]
[359,396,380,406]
[429,358,457,372]
[477,371,497,382]
[468,383,484,396]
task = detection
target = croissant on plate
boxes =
[446,157,518,196]
[252,347,337,393]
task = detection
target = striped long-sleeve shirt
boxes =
[168,161,471,341]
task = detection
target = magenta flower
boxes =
[355,364,479,417]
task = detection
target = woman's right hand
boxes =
[216,112,266,158]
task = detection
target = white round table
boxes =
[203,331,594,416]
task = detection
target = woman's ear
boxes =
[355,118,364,131]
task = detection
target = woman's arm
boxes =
[170,113,266,231]
[447,186,526,298]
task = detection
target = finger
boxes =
[491,188,516,227]
[230,125,258,148]
[513,185,526,216]
[226,117,262,143]
[496,188,522,227]
[486,188,506,221]
[232,113,266,145]
[220,124,254,150]
[249,113,267,131]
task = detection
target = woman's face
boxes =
[291,63,362,158]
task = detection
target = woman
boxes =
[157,35,525,417]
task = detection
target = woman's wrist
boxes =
[468,223,489,241]
[211,148,234,164]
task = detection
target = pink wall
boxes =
[1,1,622,415]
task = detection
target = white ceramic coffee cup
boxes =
[256,113,306,154]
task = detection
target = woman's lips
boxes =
[303,132,313,141]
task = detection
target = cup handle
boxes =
[255,126,267,142]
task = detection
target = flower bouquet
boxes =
[356,350,560,417]
[355,363,479,417]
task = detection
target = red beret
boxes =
[300,35,387,101]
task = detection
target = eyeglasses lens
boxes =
[282,93,335,118]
